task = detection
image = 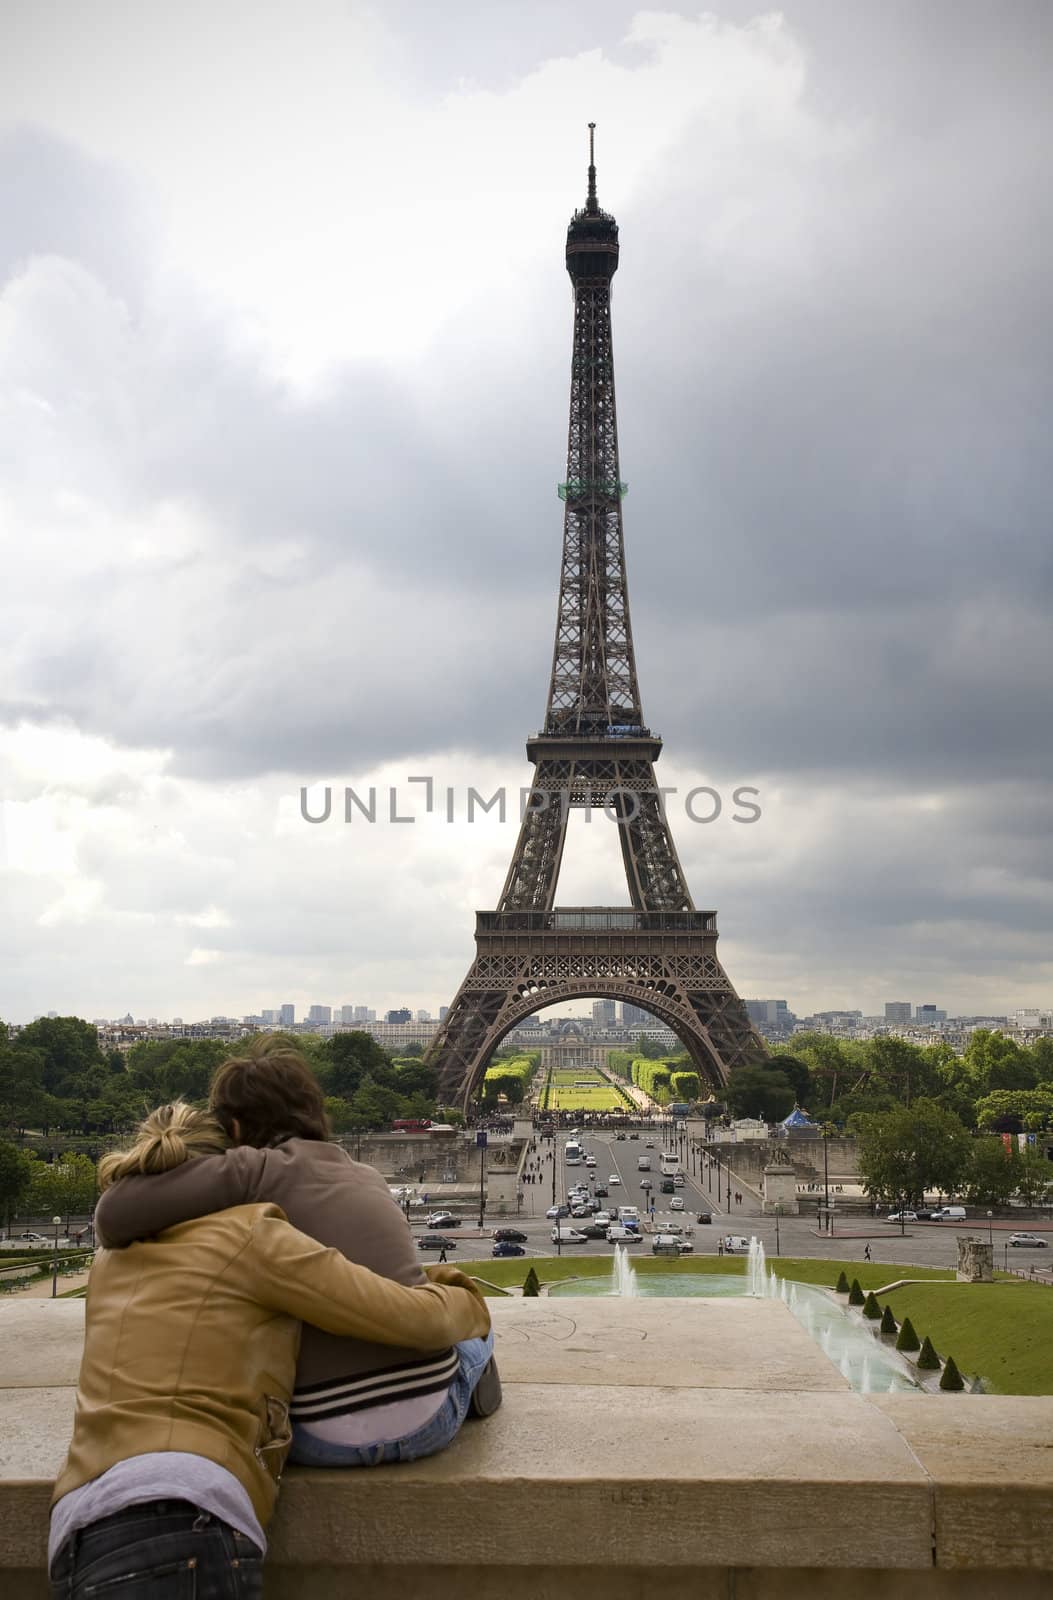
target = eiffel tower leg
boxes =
[613,774,693,912]
[497,765,570,912]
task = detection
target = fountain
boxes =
[747,1236,768,1297]
[860,1356,872,1394]
[611,1245,639,1298]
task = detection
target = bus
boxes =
[565,1139,584,1166]
[659,1151,681,1177]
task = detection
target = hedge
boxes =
[895,1317,920,1352]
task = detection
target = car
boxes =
[669,1196,685,1212]
[608,1174,621,1185]
[424,1212,462,1228]
[546,1204,570,1220]
[1009,1233,1049,1248]
[884,1211,918,1224]
[629,1133,639,1140]
[593,1211,612,1226]
[492,1228,528,1243]
[579,1222,610,1240]
[607,1225,643,1244]
[696,1212,712,1225]
[418,1235,457,1251]
[722,1235,751,1253]
[912,1209,941,1221]
[615,1133,626,1141]
[673,1172,685,1186]
[645,1142,654,1148]
[18,1232,49,1243]
[492,1242,526,1257]
[639,1178,653,1191]
[585,1156,597,1167]
[571,1207,592,1219]
[594,1186,609,1198]
[551,1227,588,1244]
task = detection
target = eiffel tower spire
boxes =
[427,134,765,1107]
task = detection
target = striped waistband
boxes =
[289,1348,460,1422]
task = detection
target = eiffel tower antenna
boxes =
[428,138,765,1108]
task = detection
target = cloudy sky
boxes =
[2,1,1051,1025]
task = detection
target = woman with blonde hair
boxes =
[50,1102,490,1598]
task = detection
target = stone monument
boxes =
[956,1235,993,1282]
[762,1144,800,1215]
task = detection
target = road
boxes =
[417,1128,1053,1278]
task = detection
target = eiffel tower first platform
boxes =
[428,128,766,1109]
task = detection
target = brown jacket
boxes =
[54,1203,490,1526]
[94,1140,444,1409]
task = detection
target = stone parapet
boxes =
[2,1297,1051,1597]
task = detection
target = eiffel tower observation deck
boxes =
[429,128,765,1107]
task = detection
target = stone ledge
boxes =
[2,1297,1051,1596]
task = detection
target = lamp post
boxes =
[822,1125,831,1234]
[50,1215,63,1299]
[476,1130,487,1230]
[987,1210,993,1252]
[774,1203,782,1257]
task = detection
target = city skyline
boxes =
[3,4,1052,1024]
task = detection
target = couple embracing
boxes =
[49,1038,499,1597]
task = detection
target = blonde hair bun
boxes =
[98,1102,227,1190]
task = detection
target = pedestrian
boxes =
[864,1243,871,1263]
[717,1239,724,1257]
[439,1245,448,1264]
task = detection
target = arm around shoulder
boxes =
[93,1146,265,1246]
[248,1213,491,1347]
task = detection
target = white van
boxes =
[551,1226,587,1244]
[617,1205,640,1223]
[607,1225,642,1244]
[637,1156,651,1171]
[933,1206,966,1221]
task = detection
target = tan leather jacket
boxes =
[53,1203,490,1526]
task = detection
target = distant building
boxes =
[338,1005,355,1024]
[591,999,617,1026]
[745,999,793,1027]
[279,1004,295,1027]
[622,1003,653,1029]
[307,1005,332,1024]
[415,1008,431,1022]
[884,1002,912,1023]
[915,1005,947,1027]
[1012,1007,1053,1030]
[438,1005,449,1021]
[386,1008,412,1024]
[261,1009,278,1025]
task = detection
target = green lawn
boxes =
[462,1254,956,1293]
[880,1281,1053,1395]
[539,1066,632,1112]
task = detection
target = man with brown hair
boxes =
[95,1036,500,1469]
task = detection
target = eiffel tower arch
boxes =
[428,128,767,1110]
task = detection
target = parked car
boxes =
[1009,1233,1048,1248]
[546,1204,570,1220]
[885,1211,918,1224]
[932,1206,967,1221]
[425,1212,462,1229]
[551,1226,588,1244]
[492,1228,528,1243]
[492,1242,526,1258]
[669,1197,685,1212]
[418,1235,458,1252]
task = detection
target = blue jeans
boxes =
[290,1331,495,1467]
[50,1500,262,1598]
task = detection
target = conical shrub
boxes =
[835,1270,850,1294]
[522,1267,541,1297]
[880,1304,897,1335]
[916,1335,941,1371]
[862,1291,881,1319]
[848,1278,865,1306]
[939,1355,965,1391]
[896,1317,920,1352]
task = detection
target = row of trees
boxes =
[480,1055,539,1106]
[0,1018,453,1146]
[720,1031,1053,1132]
[853,1100,1053,1207]
[606,1052,701,1104]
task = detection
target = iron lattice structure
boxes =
[429,130,765,1107]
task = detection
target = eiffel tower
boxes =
[429,128,765,1108]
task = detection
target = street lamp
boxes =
[987,1210,993,1252]
[821,1125,831,1234]
[50,1216,63,1299]
[774,1204,782,1257]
